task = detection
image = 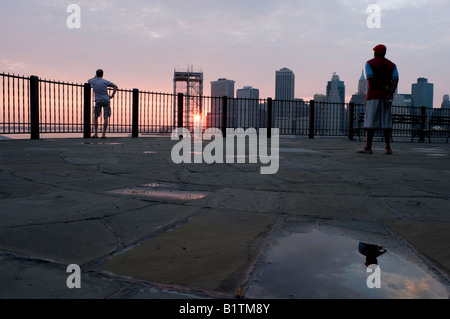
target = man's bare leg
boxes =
[365,129,375,151]
[102,118,108,139]
[357,129,374,154]
[384,129,393,154]
[93,117,99,138]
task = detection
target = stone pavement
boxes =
[0,134,449,299]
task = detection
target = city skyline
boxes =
[1,1,449,107]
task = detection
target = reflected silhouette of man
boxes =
[88,69,118,139]
[358,242,387,267]
[357,44,399,155]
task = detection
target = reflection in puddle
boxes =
[246,229,449,299]
[106,183,211,201]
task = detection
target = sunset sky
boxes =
[1,0,449,106]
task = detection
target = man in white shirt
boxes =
[88,69,118,139]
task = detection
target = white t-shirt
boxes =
[88,77,116,102]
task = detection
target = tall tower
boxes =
[275,68,295,100]
[350,70,368,106]
[358,70,368,95]
[236,86,260,128]
[412,77,434,108]
[173,65,203,129]
[207,78,235,128]
[327,72,345,103]
[274,68,295,133]
[325,73,346,135]
[442,95,450,109]
[210,78,235,98]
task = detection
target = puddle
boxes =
[246,228,449,299]
[106,183,211,202]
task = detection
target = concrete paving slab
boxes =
[0,136,449,299]
[97,208,277,294]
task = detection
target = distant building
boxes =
[236,86,260,128]
[208,78,235,128]
[275,68,295,100]
[358,70,368,96]
[412,77,434,108]
[350,70,368,107]
[399,94,412,107]
[324,73,346,135]
[441,94,450,109]
[327,72,345,104]
[274,68,295,133]
[314,94,327,102]
[350,71,368,125]
[211,78,235,98]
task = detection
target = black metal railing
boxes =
[1,73,30,135]
[1,72,449,142]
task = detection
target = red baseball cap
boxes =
[373,44,387,55]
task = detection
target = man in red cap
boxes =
[357,44,399,155]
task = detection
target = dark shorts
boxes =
[94,101,111,118]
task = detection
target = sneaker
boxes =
[385,149,393,155]
[357,148,373,154]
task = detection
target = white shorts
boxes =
[364,99,392,130]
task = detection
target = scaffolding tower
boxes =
[173,65,204,130]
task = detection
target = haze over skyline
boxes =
[1,0,449,107]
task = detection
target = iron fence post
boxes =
[83,83,91,138]
[30,75,39,140]
[348,102,355,141]
[419,106,426,142]
[222,96,228,138]
[132,89,139,138]
[177,93,184,128]
[267,98,273,139]
[309,100,315,139]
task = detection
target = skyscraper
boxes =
[211,78,235,98]
[274,68,295,133]
[208,78,235,128]
[358,70,368,96]
[442,95,450,109]
[325,73,346,135]
[236,86,260,128]
[412,77,434,108]
[350,70,368,106]
[236,86,259,99]
[275,68,295,100]
[327,73,345,103]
